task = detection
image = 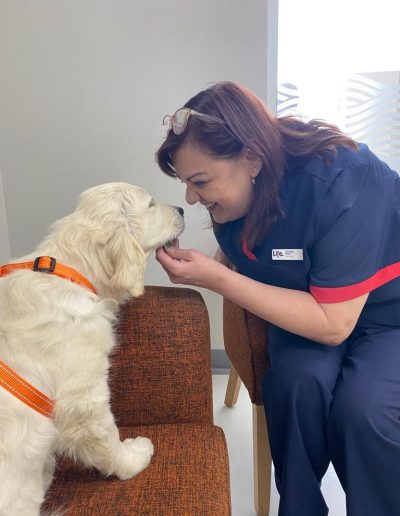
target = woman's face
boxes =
[173,142,258,224]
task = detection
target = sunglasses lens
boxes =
[172,109,189,135]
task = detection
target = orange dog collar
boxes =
[0,256,97,418]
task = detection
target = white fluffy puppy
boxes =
[0,182,184,516]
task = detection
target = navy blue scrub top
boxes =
[215,143,400,332]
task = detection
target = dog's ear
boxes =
[107,226,146,297]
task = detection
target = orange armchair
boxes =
[43,286,231,515]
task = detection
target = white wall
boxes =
[0,0,268,348]
[0,170,11,263]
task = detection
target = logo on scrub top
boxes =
[272,249,303,261]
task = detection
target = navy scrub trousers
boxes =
[262,326,400,516]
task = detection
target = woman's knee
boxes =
[262,361,337,409]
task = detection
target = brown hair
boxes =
[156,81,358,249]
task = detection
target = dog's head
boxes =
[61,182,184,299]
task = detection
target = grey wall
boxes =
[0,170,11,263]
[0,0,268,348]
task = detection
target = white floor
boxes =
[212,374,347,516]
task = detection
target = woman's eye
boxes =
[193,181,206,188]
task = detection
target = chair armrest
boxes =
[223,298,270,405]
[110,286,213,427]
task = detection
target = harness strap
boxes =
[0,256,97,418]
[0,360,54,417]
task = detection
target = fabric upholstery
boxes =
[43,424,230,515]
[223,298,270,405]
[42,286,230,515]
[111,286,213,427]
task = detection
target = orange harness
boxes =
[0,256,97,418]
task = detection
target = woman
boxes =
[155,81,400,516]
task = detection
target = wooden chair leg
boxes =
[224,366,242,407]
[253,404,272,516]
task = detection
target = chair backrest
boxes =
[223,298,270,405]
[111,286,213,427]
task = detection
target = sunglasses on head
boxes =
[162,107,226,137]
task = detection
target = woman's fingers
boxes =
[162,245,194,261]
[156,246,221,288]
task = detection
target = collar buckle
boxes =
[33,256,56,273]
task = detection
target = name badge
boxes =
[272,249,303,261]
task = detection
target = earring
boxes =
[251,177,256,185]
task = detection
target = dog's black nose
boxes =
[177,207,184,216]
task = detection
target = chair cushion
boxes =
[43,424,231,515]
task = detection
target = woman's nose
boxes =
[185,185,199,205]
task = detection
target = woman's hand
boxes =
[155,242,227,289]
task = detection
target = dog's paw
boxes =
[115,436,154,480]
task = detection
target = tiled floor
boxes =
[212,374,346,516]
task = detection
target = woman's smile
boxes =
[173,142,256,223]
[201,201,217,211]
